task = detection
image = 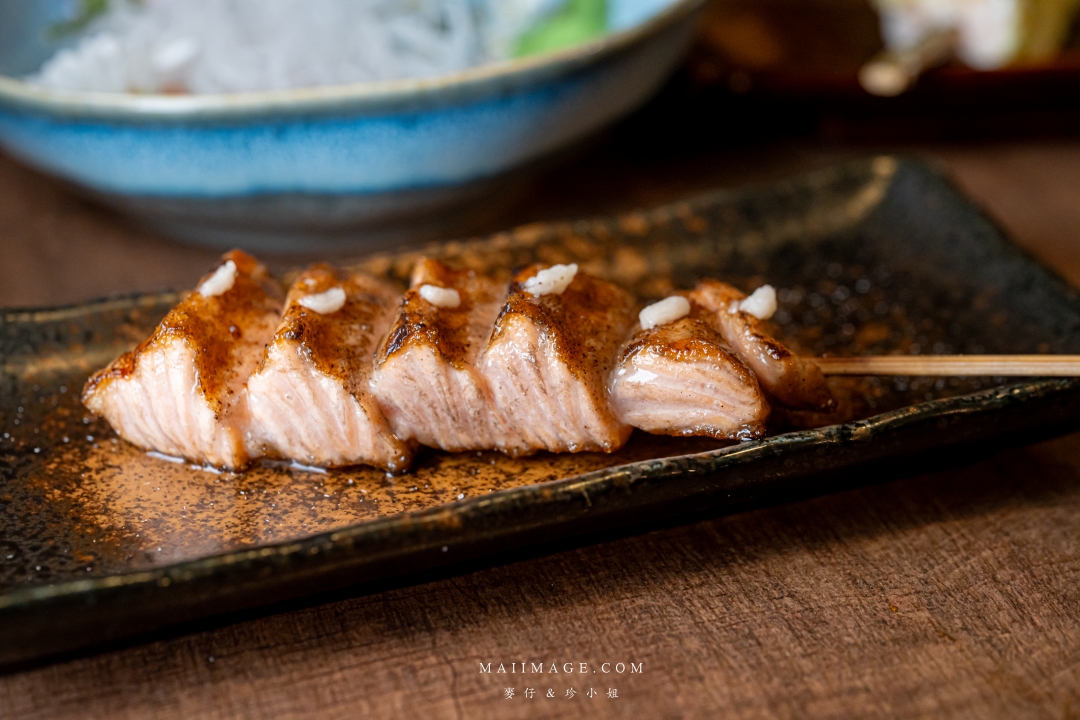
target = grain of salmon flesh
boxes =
[371,258,525,453]
[247,264,413,471]
[480,265,635,454]
[690,280,834,412]
[82,251,283,469]
[610,298,769,440]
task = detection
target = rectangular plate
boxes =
[3,157,1080,667]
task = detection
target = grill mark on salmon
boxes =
[82,251,283,469]
[480,265,635,454]
[690,280,834,412]
[610,300,769,440]
[371,258,524,453]
[247,264,413,472]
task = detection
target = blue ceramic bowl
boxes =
[0,0,706,251]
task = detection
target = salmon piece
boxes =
[82,251,283,469]
[480,264,635,454]
[610,298,769,440]
[371,258,523,453]
[690,280,834,411]
[247,264,413,471]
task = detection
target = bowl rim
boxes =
[0,0,706,121]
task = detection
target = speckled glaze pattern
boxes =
[3,157,1080,667]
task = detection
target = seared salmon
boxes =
[611,296,769,440]
[247,264,413,471]
[690,280,833,411]
[82,251,283,469]
[371,258,523,453]
[480,264,635,454]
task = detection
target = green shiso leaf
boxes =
[48,0,141,39]
[48,0,110,39]
[514,0,608,58]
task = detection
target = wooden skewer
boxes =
[814,356,1080,377]
[858,29,956,97]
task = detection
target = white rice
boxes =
[639,296,690,330]
[418,284,462,308]
[28,0,567,94]
[198,260,237,297]
[523,263,578,297]
[299,286,347,314]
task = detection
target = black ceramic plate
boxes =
[3,157,1080,668]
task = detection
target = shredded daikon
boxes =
[27,0,597,94]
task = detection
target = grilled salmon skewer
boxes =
[247,264,413,472]
[690,280,834,412]
[82,251,283,469]
[610,295,769,441]
[83,251,840,471]
[480,264,636,454]
[371,258,525,454]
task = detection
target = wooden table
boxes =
[2,102,1080,717]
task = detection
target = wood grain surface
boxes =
[2,433,1079,719]
[3,77,1080,720]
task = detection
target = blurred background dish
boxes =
[869,0,1080,75]
[0,0,706,251]
[694,0,1080,138]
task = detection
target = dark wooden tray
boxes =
[3,156,1080,668]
